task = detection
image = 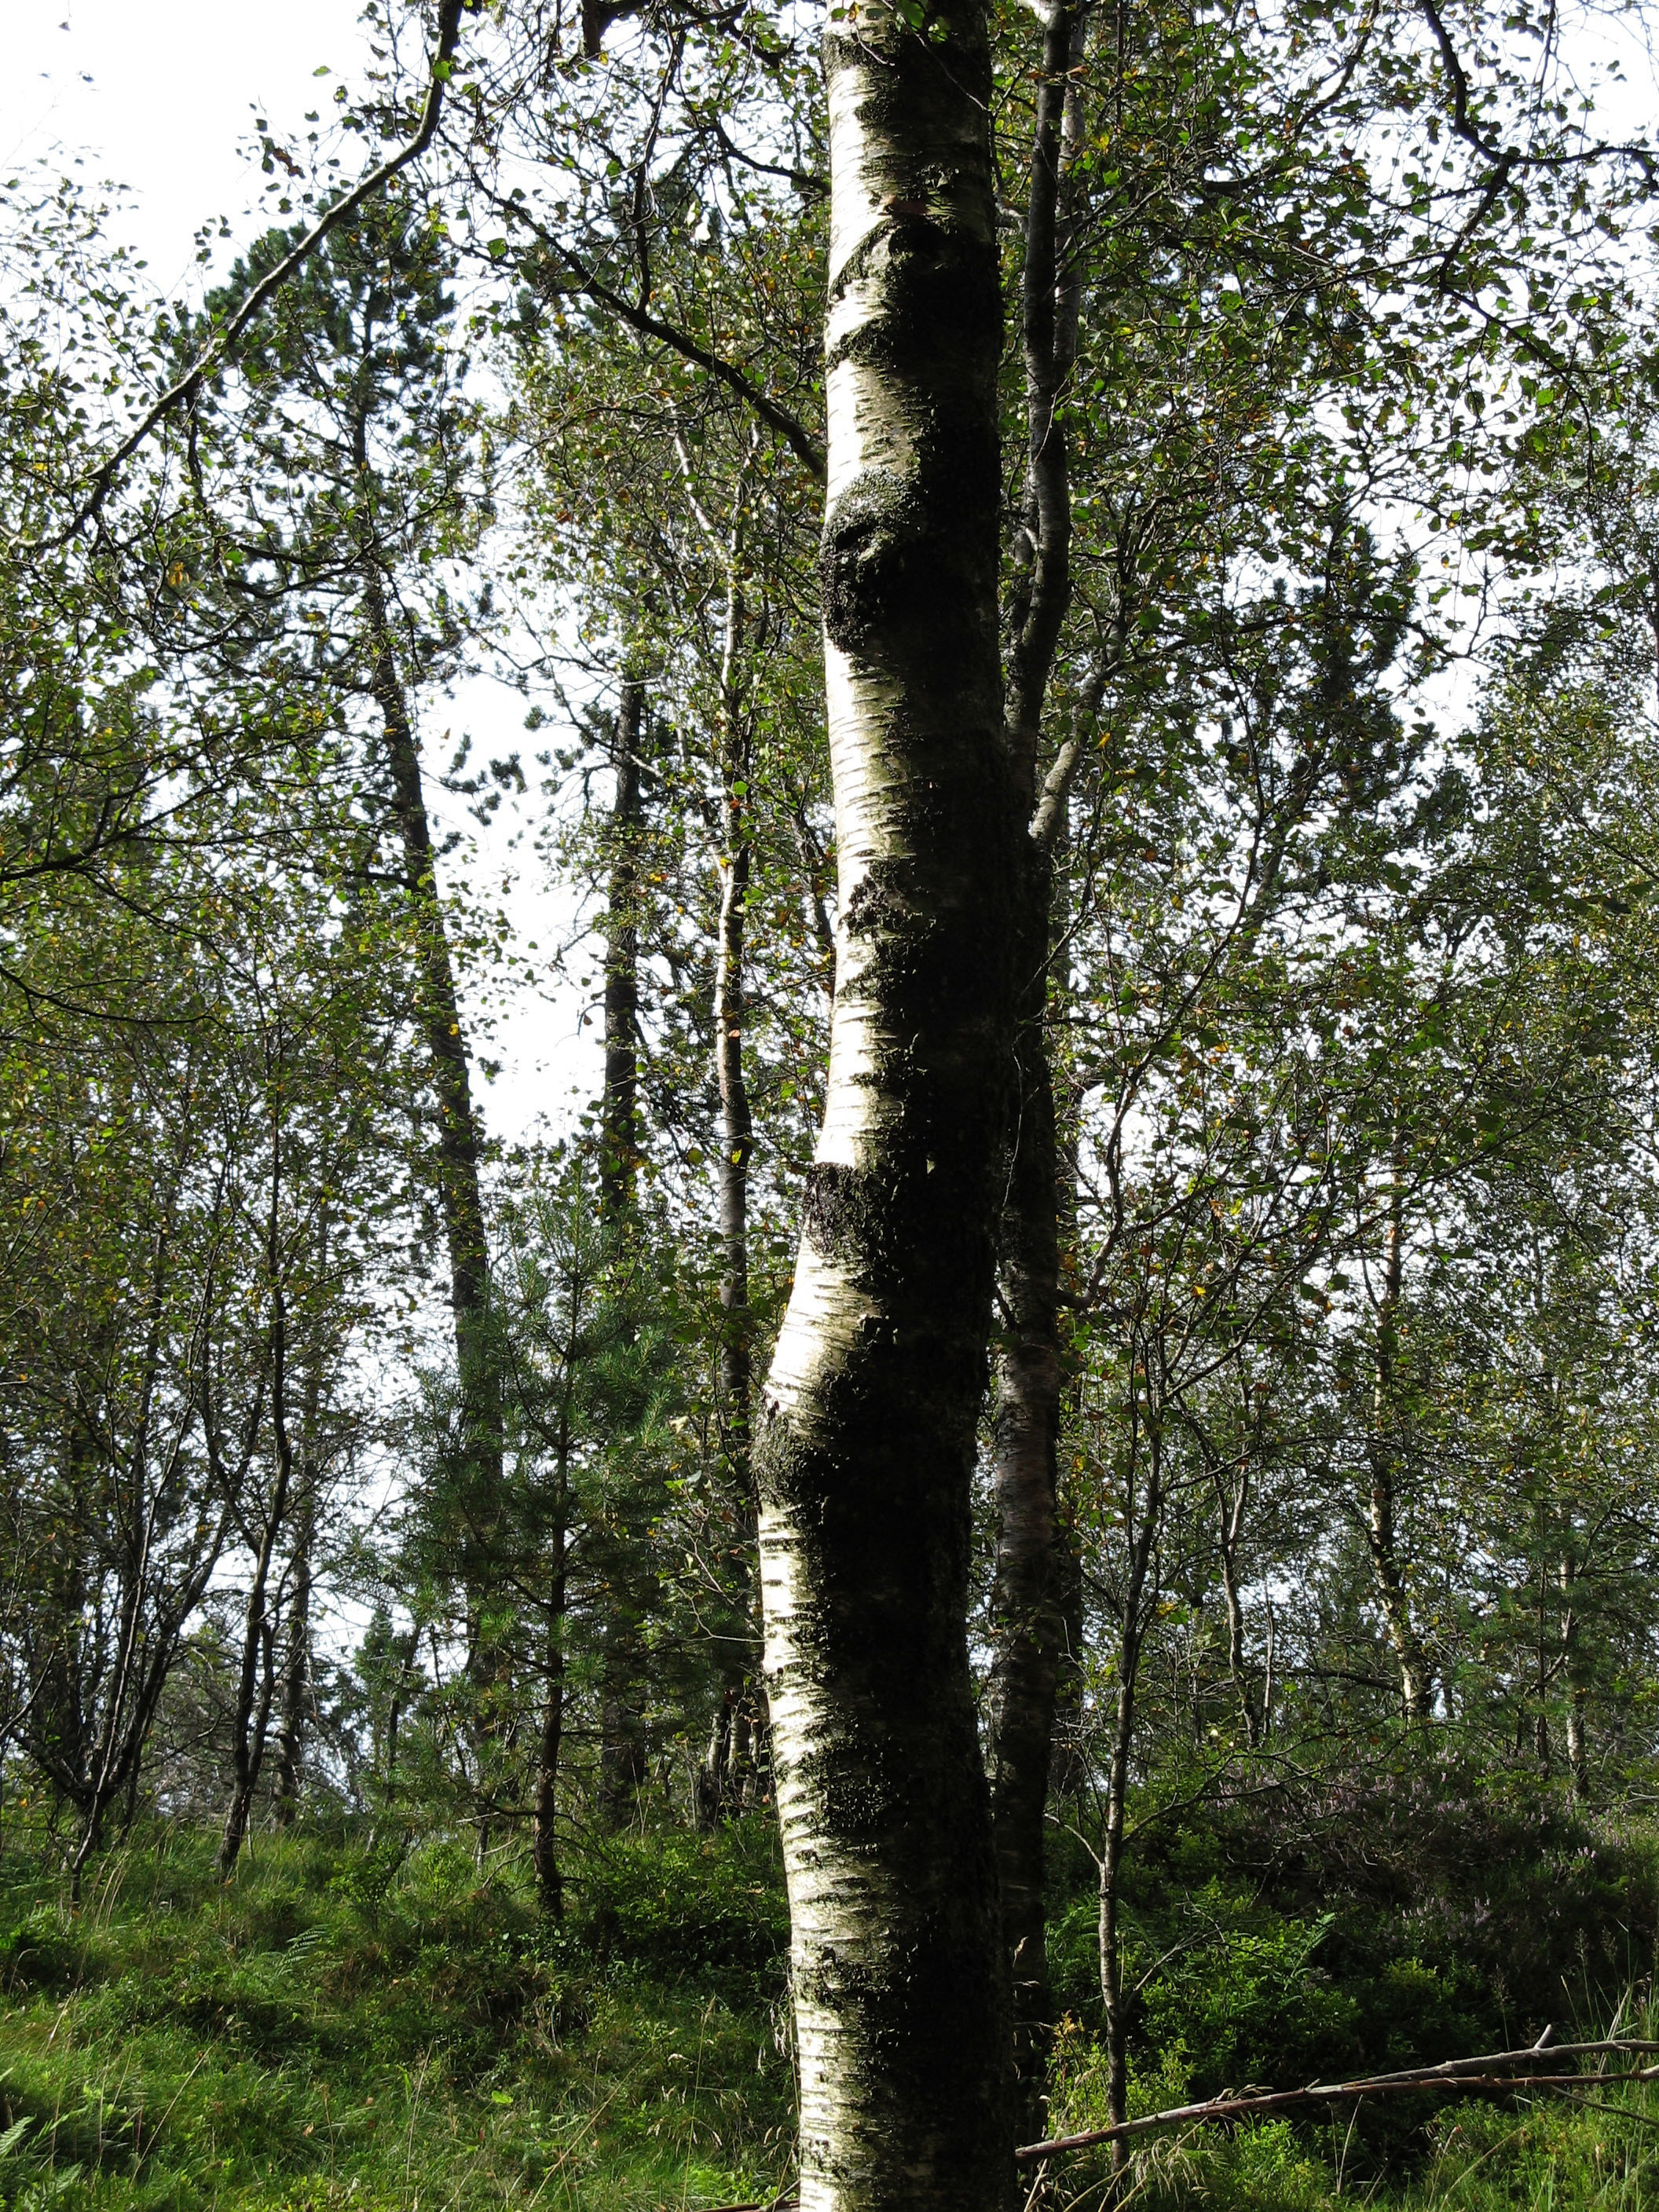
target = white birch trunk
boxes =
[755,0,1016,2199]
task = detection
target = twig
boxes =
[68,0,467,532]
[1016,2038,1659,2161]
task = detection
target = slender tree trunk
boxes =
[987,0,1089,2127]
[701,529,763,1825]
[1565,1686,1588,1799]
[532,1410,570,1915]
[1366,1162,1430,1725]
[1211,1448,1259,1747]
[1049,1503,1087,1801]
[714,584,754,1506]
[1559,1556,1588,1801]
[1097,1665,1135,2167]
[219,1126,298,1878]
[985,1010,1064,2128]
[273,1483,313,1828]
[363,569,493,1391]
[600,676,645,1224]
[1097,1411,1161,2164]
[696,1687,736,1831]
[755,0,1016,2195]
[359,558,508,1837]
[275,1252,324,1829]
[595,668,651,1828]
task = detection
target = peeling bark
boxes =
[755,0,1017,2196]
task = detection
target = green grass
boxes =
[0,1821,794,2210]
[1,1818,1655,2210]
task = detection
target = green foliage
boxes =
[1138,1895,1361,2093]
[569,1816,788,1997]
[1049,1760,1659,2118]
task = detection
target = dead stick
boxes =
[1016,2042,1659,2162]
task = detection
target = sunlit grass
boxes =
[0,1821,793,2210]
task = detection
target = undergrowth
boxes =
[0,1817,793,2211]
[0,1811,1654,2209]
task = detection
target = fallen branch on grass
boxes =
[1015,2033,1659,2162]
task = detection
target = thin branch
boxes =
[1016,2038,1659,2161]
[513,215,825,479]
[566,252,825,479]
[68,0,467,533]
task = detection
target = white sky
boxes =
[3,0,601,1148]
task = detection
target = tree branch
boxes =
[69,0,468,532]
[1016,2036,1659,2160]
[540,244,826,482]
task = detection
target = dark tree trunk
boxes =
[985,881,1064,2131]
[595,669,652,1827]
[984,0,1089,2128]
[698,529,763,1825]
[218,1131,298,1878]
[275,1253,324,1828]
[714,605,754,1507]
[754,0,1017,2197]
[1366,1167,1430,1726]
[363,570,493,1390]
[358,557,507,1826]
[596,1624,648,1829]
[273,1485,313,1827]
[1096,1412,1163,2163]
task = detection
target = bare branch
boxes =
[1016,2036,1659,2161]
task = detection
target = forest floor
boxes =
[0,1818,1653,2211]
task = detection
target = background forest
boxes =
[5,0,1659,2203]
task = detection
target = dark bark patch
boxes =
[803,1160,888,1273]
[821,468,923,658]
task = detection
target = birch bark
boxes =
[755,0,1016,2196]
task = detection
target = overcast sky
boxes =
[4,1,373,290]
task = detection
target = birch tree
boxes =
[753,0,1018,2197]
